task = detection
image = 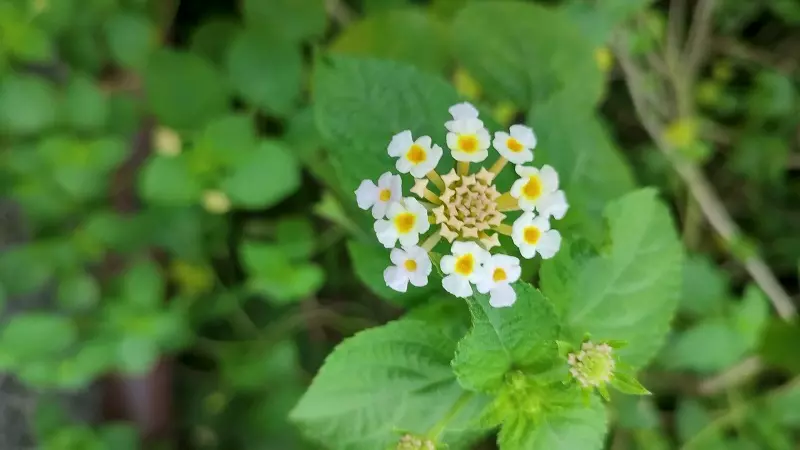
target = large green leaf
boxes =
[330,8,450,73]
[290,319,491,450]
[452,1,602,109]
[242,0,326,43]
[452,283,560,392]
[313,55,461,193]
[498,396,607,450]
[540,189,683,368]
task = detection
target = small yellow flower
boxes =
[203,190,231,214]
[153,127,182,157]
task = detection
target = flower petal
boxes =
[355,180,378,209]
[449,102,479,120]
[384,266,409,292]
[388,130,413,157]
[489,284,517,308]
[443,274,472,297]
[537,230,562,259]
[510,124,536,148]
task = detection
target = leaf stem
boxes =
[426,391,474,441]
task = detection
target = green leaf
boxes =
[765,384,800,427]
[676,399,724,446]
[331,8,450,73]
[730,133,789,184]
[0,4,54,62]
[679,255,728,317]
[347,240,437,305]
[226,28,302,117]
[122,259,163,308]
[275,217,316,261]
[242,242,324,303]
[117,337,159,375]
[222,141,300,209]
[0,314,77,362]
[139,155,203,205]
[758,320,800,374]
[453,283,560,392]
[61,74,108,132]
[498,396,607,450]
[0,75,57,135]
[313,55,460,193]
[189,18,239,65]
[290,319,491,450]
[242,0,326,43]
[452,1,602,109]
[540,189,683,368]
[221,341,299,391]
[105,12,155,69]
[57,272,100,310]
[733,285,769,349]
[661,319,748,373]
[611,370,651,395]
[144,49,228,129]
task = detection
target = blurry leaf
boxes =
[37,136,127,200]
[452,2,602,109]
[680,255,728,317]
[117,337,159,375]
[662,319,748,373]
[453,283,560,392]
[139,155,203,205]
[194,113,258,166]
[221,341,298,391]
[758,320,800,374]
[0,314,77,362]
[0,283,5,313]
[0,4,53,62]
[769,0,800,24]
[98,424,139,450]
[105,12,155,69]
[347,240,405,303]
[242,242,324,303]
[290,319,491,450]
[122,259,163,308]
[222,141,300,208]
[0,75,57,135]
[107,93,142,135]
[732,285,769,349]
[313,191,362,236]
[676,399,725,447]
[62,26,106,74]
[331,8,450,73]
[242,0,326,43]
[747,71,796,120]
[275,217,315,260]
[765,384,800,427]
[313,55,459,193]
[540,189,683,368]
[498,396,607,450]
[0,243,56,295]
[226,28,303,117]
[730,133,789,184]
[613,395,661,430]
[61,74,108,132]
[144,49,228,129]
[57,272,100,310]
[405,297,472,342]
[190,18,239,65]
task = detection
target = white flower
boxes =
[445,118,491,163]
[355,172,402,219]
[511,212,562,259]
[440,241,489,297]
[510,165,569,219]
[493,124,536,165]
[475,254,521,308]
[448,102,480,120]
[374,197,430,248]
[383,246,432,292]
[387,131,443,178]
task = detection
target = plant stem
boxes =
[426,392,474,441]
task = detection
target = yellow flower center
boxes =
[522,176,542,199]
[457,135,479,153]
[406,144,427,164]
[394,212,416,234]
[404,259,418,272]
[493,267,507,282]
[506,137,524,153]
[523,226,541,245]
[379,189,392,201]
[454,253,475,276]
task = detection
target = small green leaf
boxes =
[139,155,203,205]
[144,49,228,129]
[290,319,491,450]
[242,0,326,43]
[0,314,77,362]
[611,371,650,396]
[189,18,239,65]
[676,399,724,446]
[661,320,748,373]
[122,259,163,308]
[733,284,769,349]
[453,283,560,392]
[0,75,57,135]
[105,12,155,69]
[679,255,728,317]
[498,396,607,450]
[117,337,159,375]
[241,242,324,303]
[758,320,800,374]
[226,28,303,117]
[61,74,108,132]
[57,272,100,310]
[275,217,315,261]
[223,141,300,209]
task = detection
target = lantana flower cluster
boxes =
[355,102,569,308]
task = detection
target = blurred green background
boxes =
[0,0,799,449]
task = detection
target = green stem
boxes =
[426,392,474,441]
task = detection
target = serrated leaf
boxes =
[331,8,450,73]
[540,188,683,368]
[290,319,491,450]
[226,28,303,117]
[452,1,602,109]
[453,283,560,392]
[498,396,607,450]
[313,55,460,193]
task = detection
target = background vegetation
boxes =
[0,0,798,449]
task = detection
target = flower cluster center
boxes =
[568,342,615,388]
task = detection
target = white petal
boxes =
[505,148,533,165]
[477,128,491,150]
[389,175,403,200]
[452,240,479,256]
[510,178,526,199]
[375,221,398,248]
[449,102,480,120]
[390,248,407,266]
[384,266,409,292]
[510,124,536,148]
[415,135,432,148]
[538,190,569,220]
[386,202,405,219]
[388,130,413,157]
[539,165,560,192]
[372,201,389,219]
[475,274,494,294]
[443,274,472,298]
[515,165,538,178]
[440,255,456,274]
[446,132,458,150]
[531,215,552,232]
[355,180,378,209]
[489,284,517,308]
[493,131,510,151]
[398,232,420,247]
[396,157,413,174]
[377,171,394,188]
[519,244,537,259]
[537,230,562,259]
[408,271,428,287]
